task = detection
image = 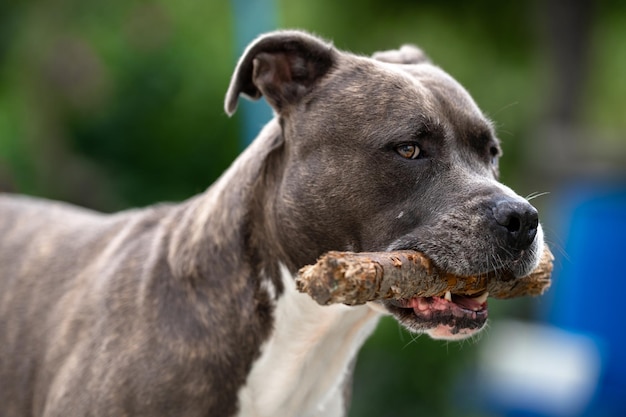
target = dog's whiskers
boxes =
[400,326,423,350]
[525,191,550,202]
[540,228,569,263]
[546,238,569,263]
[490,101,520,118]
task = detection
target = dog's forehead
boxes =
[328,55,491,128]
[317,55,495,148]
[380,60,489,124]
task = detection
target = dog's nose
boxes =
[492,198,539,251]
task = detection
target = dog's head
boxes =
[226,30,544,340]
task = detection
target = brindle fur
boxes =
[0,30,542,416]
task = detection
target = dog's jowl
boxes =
[0,30,544,417]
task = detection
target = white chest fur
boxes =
[236,265,381,417]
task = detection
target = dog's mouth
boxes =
[382,290,489,340]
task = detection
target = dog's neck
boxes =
[237,265,380,417]
[167,118,287,283]
[165,118,381,416]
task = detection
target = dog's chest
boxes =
[236,265,380,417]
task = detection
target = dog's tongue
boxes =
[408,291,488,313]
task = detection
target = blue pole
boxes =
[231,0,277,147]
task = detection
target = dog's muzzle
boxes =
[378,195,543,340]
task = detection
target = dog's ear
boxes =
[224,30,336,116]
[372,45,431,65]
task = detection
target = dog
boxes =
[0,30,544,417]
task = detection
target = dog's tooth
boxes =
[444,291,452,302]
[474,291,489,305]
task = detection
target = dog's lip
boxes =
[389,243,538,279]
[390,291,489,315]
[384,291,489,336]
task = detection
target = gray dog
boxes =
[0,30,543,417]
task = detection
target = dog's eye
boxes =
[489,146,500,165]
[396,144,421,160]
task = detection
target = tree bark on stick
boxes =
[296,245,553,306]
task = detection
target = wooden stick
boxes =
[296,245,554,306]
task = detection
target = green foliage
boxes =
[350,317,481,417]
[0,0,240,209]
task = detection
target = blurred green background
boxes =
[1,1,625,416]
